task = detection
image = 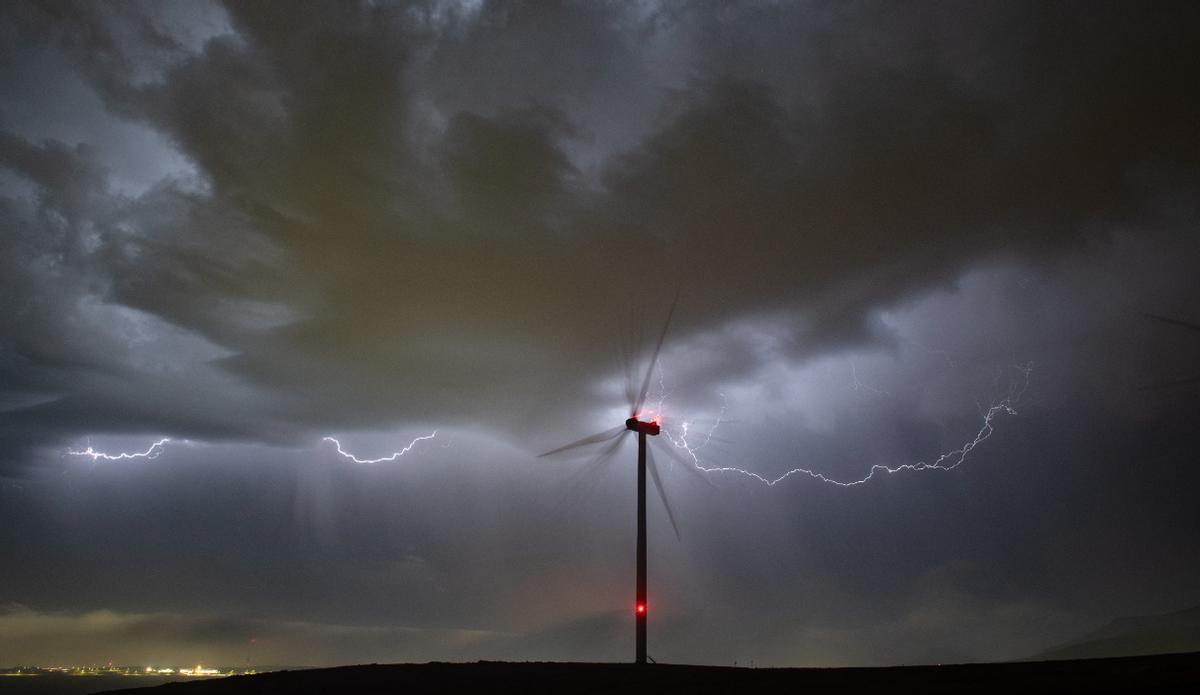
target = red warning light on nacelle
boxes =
[625,418,661,436]
[636,603,646,614]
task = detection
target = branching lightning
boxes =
[658,363,1033,488]
[322,431,438,464]
[66,438,172,461]
[65,432,439,465]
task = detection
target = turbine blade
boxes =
[622,309,639,413]
[588,429,630,466]
[653,438,718,490]
[622,353,636,413]
[1144,313,1200,333]
[632,289,680,416]
[550,431,630,518]
[646,447,681,542]
[538,426,626,458]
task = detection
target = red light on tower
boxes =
[636,603,646,615]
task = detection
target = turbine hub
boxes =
[626,417,661,436]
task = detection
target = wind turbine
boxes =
[538,298,708,665]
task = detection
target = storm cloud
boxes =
[1,0,1199,667]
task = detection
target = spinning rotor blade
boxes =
[621,312,639,414]
[646,446,681,541]
[550,431,630,518]
[1145,313,1200,333]
[632,290,680,417]
[653,438,718,490]
[589,429,630,466]
[538,426,627,458]
[570,430,630,479]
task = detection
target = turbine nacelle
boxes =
[625,417,660,436]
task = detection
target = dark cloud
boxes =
[3,0,1198,448]
[1,0,1199,667]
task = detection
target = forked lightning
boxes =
[659,363,1033,487]
[322,432,438,463]
[66,433,438,464]
[66,438,172,461]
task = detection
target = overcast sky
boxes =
[2,0,1199,668]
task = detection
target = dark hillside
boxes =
[99,651,1200,695]
[1033,606,1200,661]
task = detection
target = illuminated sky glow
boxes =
[2,0,1199,670]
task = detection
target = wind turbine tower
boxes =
[540,298,706,665]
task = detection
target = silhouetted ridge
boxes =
[98,652,1200,695]
[1032,606,1200,661]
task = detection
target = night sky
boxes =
[2,0,1199,669]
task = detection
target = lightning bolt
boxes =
[321,431,438,464]
[65,438,172,461]
[64,432,439,465]
[660,363,1033,488]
